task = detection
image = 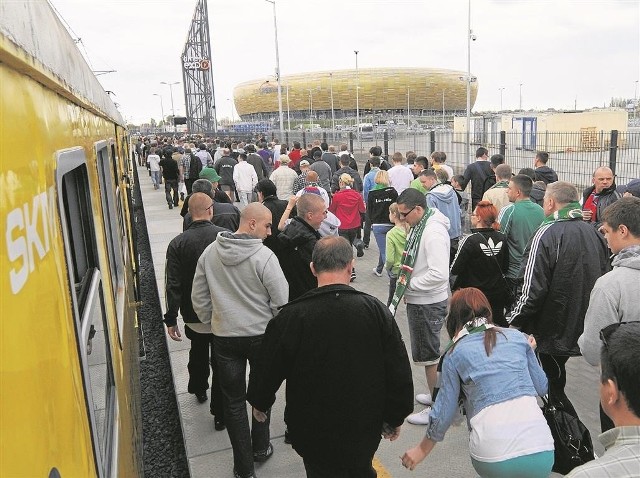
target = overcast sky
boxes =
[49,0,639,125]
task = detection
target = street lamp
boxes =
[308,89,314,130]
[153,93,165,131]
[354,50,360,143]
[442,90,446,128]
[285,83,291,131]
[265,0,284,133]
[161,81,179,132]
[519,83,523,110]
[466,0,474,163]
[407,86,410,128]
[330,73,336,132]
[498,87,505,111]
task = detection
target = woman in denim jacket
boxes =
[401,288,554,478]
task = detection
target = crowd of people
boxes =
[138,133,640,478]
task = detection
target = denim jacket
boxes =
[425,328,548,442]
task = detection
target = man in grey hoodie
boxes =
[192,203,289,478]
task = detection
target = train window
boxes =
[56,148,116,478]
[96,142,125,343]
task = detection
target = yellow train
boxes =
[1,2,143,476]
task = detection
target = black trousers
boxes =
[184,326,224,418]
[538,353,577,418]
[303,459,376,478]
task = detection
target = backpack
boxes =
[189,153,202,179]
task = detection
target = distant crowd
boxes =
[135,133,640,478]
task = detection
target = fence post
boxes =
[430,130,436,154]
[302,131,307,149]
[609,130,618,175]
[285,131,289,146]
[349,132,354,153]
[499,131,506,157]
[323,131,327,143]
[383,131,389,160]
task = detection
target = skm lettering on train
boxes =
[5,187,57,294]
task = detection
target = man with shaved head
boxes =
[192,202,288,478]
[295,169,330,207]
[164,192,229,429]
[582,166,622,229]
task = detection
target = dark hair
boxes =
[475,147,488,158]
[474,201,500,230]
[490,154,505,167]
[510,174,533,197]
[518,167,536,180]
[536,151,549,164]
[415,157,429,169]
[256,179,277,197]
[600,322,640,417]
[406,151,417,162]
[602,196,640,236]
[320,142,328,151]
[370,156,381,167]
[339,155,350,166]
[431,151,446,163]
[369,145,382,157]
[293,141,301,149]
[452,174,465,185]
[312,236,353,273]
[397,187,427,209]
[447,288,502,356]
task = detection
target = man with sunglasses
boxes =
[566,322,640,478]
[390,188,451,425]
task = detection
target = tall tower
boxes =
[181,0,217,133]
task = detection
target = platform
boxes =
[139,164,604,477]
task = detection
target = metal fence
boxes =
[271,128,640,191]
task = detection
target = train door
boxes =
[56,148,117,477]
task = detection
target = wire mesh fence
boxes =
[271,128,640,191]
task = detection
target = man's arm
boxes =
[459,163,473,191]
[578,281,617,366]
[409,230,450,292]
[191,248,214,324]
[261,254,289,316]
[508,226,553,329]
[163,243,183,340]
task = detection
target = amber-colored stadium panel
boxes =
[233,68,478,117]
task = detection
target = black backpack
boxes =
[189,153,202,179]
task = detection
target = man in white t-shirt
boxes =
[387,152,414,195]
[147,147,162,189]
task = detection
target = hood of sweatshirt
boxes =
[534,166,557,183]
[428,207,451,231]
[612,245,640,270]
[429,183,457,205]
[215,231,269,266]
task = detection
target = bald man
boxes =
[164,192,229,428]
[192,202,288,478]
[582,166,622,229]
[295,169,330,207]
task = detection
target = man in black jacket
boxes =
[582,166,622,230]
[460,147,493,210]
[164,192,228,430]
[331,154,363,193]
[509,181,609,417]
[256,179,287,254]
[533,151,558,184]
[248,236,413,477]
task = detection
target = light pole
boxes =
[635,80,639,120]
[285,84,291,131]
[265,0,284,133]
[442,90,446,128]
[153,93,165,131]
[466,0,473,163]
[407,86,411,129]
[330,73,336,132]
[498,87,505,111]
[519,83,523,110]
[160,81,179,132]
[308,89,314,130]
[354,50,360,144]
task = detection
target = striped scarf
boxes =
[389,208,434,315]
[541,201,583,225]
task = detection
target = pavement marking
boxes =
[373,456,393,478]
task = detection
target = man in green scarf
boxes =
[391,189,451,425]
[509,181,609,419]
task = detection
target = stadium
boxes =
[233,67,478,123]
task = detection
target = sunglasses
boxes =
[599,322,631,349]
[399,206,416,219]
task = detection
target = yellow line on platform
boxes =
[373,456,393,478]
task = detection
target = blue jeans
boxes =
[213,335,271,477]
[372,224,393,274]
[406,300,448,365]
[150,170,161,188]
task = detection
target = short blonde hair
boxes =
[339,173,354,186]
[279,154,291,165]
[375,170,390,186]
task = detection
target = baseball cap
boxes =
[300,160,310,167]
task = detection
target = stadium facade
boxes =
[233,67,478,123]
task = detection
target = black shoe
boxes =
[284,429,292,445]
[168,203,174,209]
[195,392,207,403]
[214,417,226,431]
[253,443,273,463]
[233,469,256,478]
[355,240,365,258]
[180,192,185,201]
[363,243,369,249]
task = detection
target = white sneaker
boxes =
[372,267,383,277]
[406,406,432,425]
[416,393,432,405]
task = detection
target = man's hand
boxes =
[381,422,401,441]
[252,407,267,423]
[166,325,182,341]
[524,333,537,350]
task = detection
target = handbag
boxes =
[540,394,595,474]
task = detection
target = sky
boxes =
[48,0,640,125]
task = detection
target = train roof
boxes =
[0,0,124,125]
